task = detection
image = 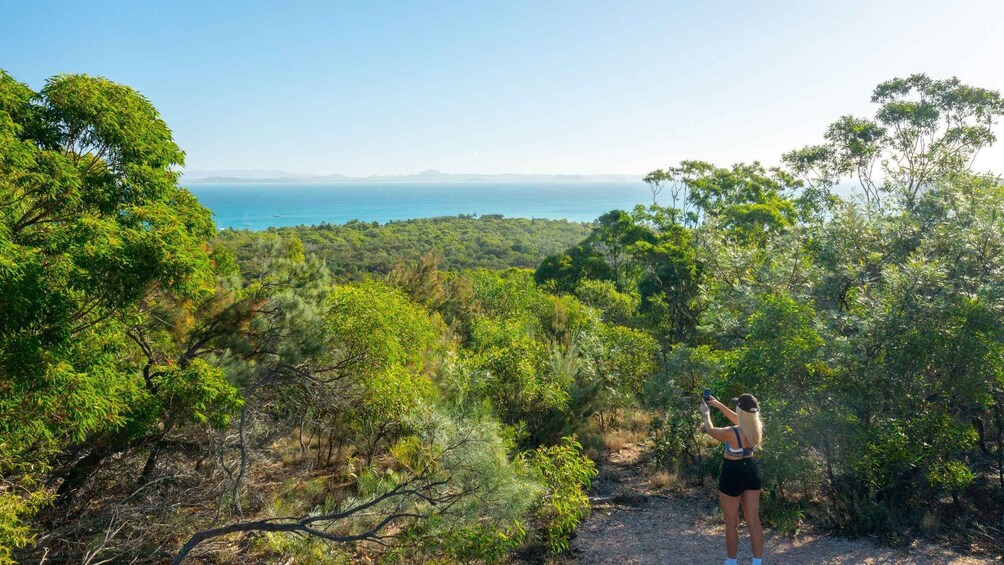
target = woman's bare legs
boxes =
[719,492,741,559]
[741,489,764,559]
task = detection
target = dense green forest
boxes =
[215,215,594,279]
[2,69,1003,563]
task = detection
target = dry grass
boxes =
[621,409,653,434]
[575,408,656,460]
[602,428,644,451]
[600,409,651,451]
[645,469,689,494]
[648,470,674,490]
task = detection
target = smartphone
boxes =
[702,389,711,403]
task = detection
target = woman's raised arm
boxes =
[709,396,738,425]
[699,402,735,443]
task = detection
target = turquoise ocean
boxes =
[187,182,652,230]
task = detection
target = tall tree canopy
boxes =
[0,71,227,559]
[784,73,1004,208]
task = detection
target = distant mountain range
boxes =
[181,169,642,184]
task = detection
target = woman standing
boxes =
[699,393,764,565]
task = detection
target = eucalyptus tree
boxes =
[784,73,1004,209]
[0,70,241,559]
[633,75,1004,538]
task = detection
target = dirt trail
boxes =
[567,444,997,565]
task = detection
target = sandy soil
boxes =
[566,444,999,565]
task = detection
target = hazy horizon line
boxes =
[181,167,646,174]
[181,168,647,183]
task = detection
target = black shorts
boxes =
[718,457,762,497]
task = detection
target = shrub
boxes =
[526,436,598,553]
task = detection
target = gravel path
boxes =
[567,444,998,565]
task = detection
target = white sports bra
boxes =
[723,426,755,458]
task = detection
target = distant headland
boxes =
[181,168,643,184]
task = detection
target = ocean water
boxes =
[187,182,653,230]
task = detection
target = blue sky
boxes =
[3,0,1004,176]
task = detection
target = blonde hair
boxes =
[737,407,762,446]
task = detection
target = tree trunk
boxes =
[55,449,108,506]
[972,416,989,455]
[138,438,164,485]
[994,394,1004,489]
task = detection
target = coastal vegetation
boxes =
[216,215,594,279]
[539,74,1004,548]
[1,68,1003,562]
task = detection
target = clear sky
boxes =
[3,0,1004,176]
